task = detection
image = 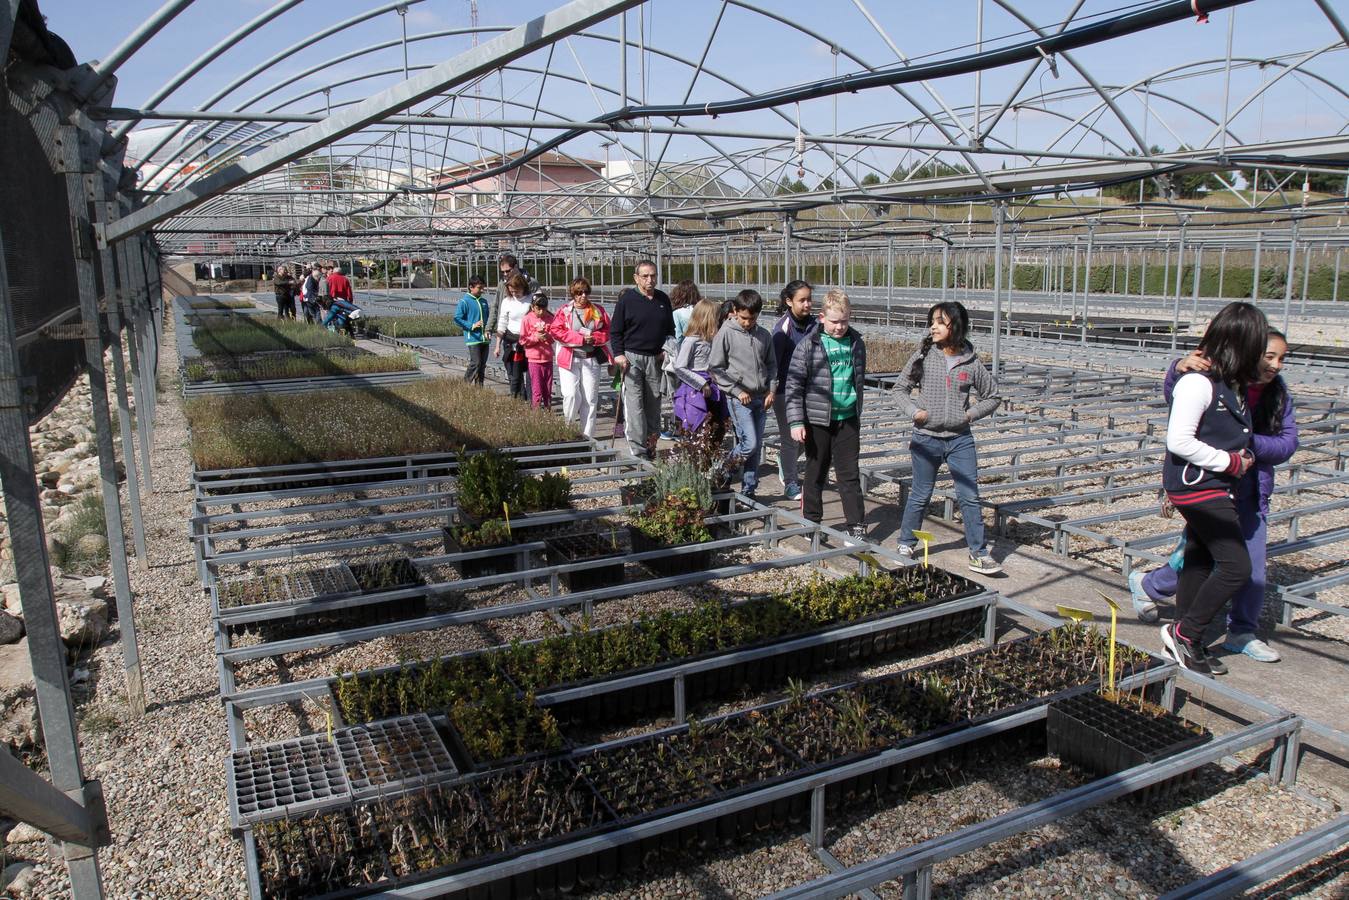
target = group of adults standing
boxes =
[271,262,355,328]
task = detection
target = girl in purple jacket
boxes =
[1131,329,1297,665]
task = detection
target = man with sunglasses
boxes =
[610,261,674,459]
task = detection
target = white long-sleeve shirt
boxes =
[496,297,529,337]
[1165,373,1234,473]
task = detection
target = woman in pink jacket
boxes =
[547,277,611,438]
[519,292,556,410]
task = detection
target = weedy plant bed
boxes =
[184,350,418,384]
[362,315,462,339]
[191,318,354,356]
[331,567,988,766]
[188,297,257,310]
[217,558,428,641]
[254,625,1145,898]
[185,378,580,469]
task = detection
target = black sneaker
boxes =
[1159,623,1213,676]
[1196,642,1228,676]
[846,525,868,541]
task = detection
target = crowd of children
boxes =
[447,255,1292,675]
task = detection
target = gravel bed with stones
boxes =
[9,326,1346,899]
[574,749,1346,899]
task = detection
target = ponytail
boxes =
[908,336,935,386]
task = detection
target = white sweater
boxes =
[1165,373,1233,473]
[496,297,529,337]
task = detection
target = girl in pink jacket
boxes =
[519,293,556,410]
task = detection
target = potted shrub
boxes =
[629,488,714,577]
[456,449,572,540]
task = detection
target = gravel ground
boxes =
[8,312,1346,899]
[9,317,249,898]
[575,750,1347,899]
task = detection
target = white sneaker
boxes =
[1222,633,1281,663]
[1128,571,1159,623]
[896,544,914,560]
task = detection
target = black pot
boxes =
[628,526,713,577]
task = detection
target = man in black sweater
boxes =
[610,260,674,458]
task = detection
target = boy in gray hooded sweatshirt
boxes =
[708,290,777,498]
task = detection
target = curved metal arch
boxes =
[160,20,871,213]
[1197,42,1345,148]
[724,0,996,192]
[156,23,794,195]
[130,2,426,179]
[151,26,509,188]
[989,0,1151,158]
[111,0,306,141]
[1033,52,1348,160]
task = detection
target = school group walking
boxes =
[455,254,1294,675]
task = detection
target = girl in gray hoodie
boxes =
[894,301,1002,574]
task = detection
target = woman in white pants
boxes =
[547,277,612,439]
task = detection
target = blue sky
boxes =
[37,0,1349,184]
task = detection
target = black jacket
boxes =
[785,328,866,428]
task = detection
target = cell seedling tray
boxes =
[338,714,458,798]
[229,714,457,827]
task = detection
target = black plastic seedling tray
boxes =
[1047,691,1211,800]
[627,526,715,577]
[543,531,627,593]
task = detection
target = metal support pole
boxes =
[63,126,146,714]
[1252,231,1263,302]
[102,203,147,567]
[886,236,894,324]
[1299,241,1312,315]
[0,224,107,898]
[782,218,792,294]
[1172,228,1185,350]
[1140,247,1148,301]
[1282,220,1298,334]
[1123,249,1130,301]
[1335,247,1342,304]
[991,203,1006,377]
[1070,239,1079,318]
[1162,243,1171,299]
[1191,245,1203,317]
[941,243,949,302]
[1081,226,1094,346]
[1218,244,1227,299]
[129,240,157,492]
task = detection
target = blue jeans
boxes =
[899,431,986,556]
[726,396,767,497]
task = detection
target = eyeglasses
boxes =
[636,273,656,280]
[572,289,591,296]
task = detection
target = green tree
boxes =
[861,172,882,186]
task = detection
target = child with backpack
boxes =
[672,299,727,438]
[784,289,866,540]
[520,292,556,410]
[708,290,777,499]
[895,301,1002,574]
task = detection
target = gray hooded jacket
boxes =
[895,342,1000,436]
[708,318,777,398]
